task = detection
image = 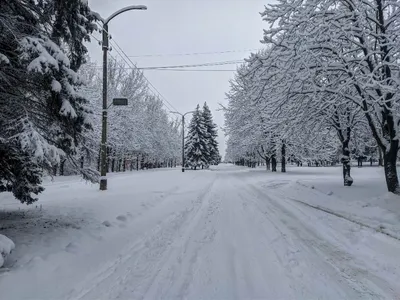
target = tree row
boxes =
[224,0,399,193]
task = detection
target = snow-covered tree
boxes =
[78,58,181,172]
[0,0,97,203]
[224,0,400,193]
[202,103,220,166]
[185,105,209,169]
[260,0,400,193]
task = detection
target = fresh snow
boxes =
[60,99,78,118]
[0,235,15,268]
[0,165,400,299]
[0,53,9,64]
[51,79,62,93]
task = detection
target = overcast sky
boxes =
[86,0,272,158]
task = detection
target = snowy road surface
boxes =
[1,165,400,299]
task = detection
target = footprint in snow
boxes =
[65,242,79,253]
[116,215,127,222]
[102,220,112,227]
[27,256,44,269]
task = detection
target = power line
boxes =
[92,24,243,70]
[139,68,238,72]
[127,48,260,58]
[90,33,102,44]
[102,40,176,112]
[110,39,180,112]
[92,24,179,113]
[86,65,237,72]
[137,60,243,70]
[91,34,174,109]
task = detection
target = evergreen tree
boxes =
[0,0,96,203]
[185,105,209,170]
[202,102,220,166]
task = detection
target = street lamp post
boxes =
[96,5,147,191]
[171,111,195,172]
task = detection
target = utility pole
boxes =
[181,114,185,172]
[171,111,195,172]
[96,5,147,191]
[100,23,108,191]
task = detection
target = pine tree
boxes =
[185,105,209,170]
[0,0,96,203]
[202,102,220,166]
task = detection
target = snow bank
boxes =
[0,234,15,268]
[260,166,400,239]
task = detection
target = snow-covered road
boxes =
[1,165,400,299]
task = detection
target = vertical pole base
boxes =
[100,179,107,190]
[182,168,185,172]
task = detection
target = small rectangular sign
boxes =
[113,98,128,106]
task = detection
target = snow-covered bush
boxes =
[0,234,15,268]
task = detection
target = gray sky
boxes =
[87,0,270,158]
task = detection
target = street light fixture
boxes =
[171,111,195,172]
[95,5,147,191]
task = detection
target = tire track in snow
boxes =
[140,174,222,300]
[61,182,196,300]
[233,183,358,299]
[242,180,399,299]
[67,176,217,300]
[284,184,400,241]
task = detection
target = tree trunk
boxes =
[271,155,277,172]
[383,144,400,193]
[53,164,58,176]
[106,147,111,172]
[141,155,145,170]
[80,155,84,169]
[341,140,353,186]
[111,149,115,172]
[123,157,126,172]
[378,148,383,166]
[117,158,122,172]
[281,143,286,173]
[137,155,139,171]
[60,159,66,176]
[266,158,271,170]
[357,157,363,168]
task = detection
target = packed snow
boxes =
[0,165,399,299]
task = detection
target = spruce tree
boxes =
[185,105,209,170]
[0,0,96,203]
[202,102,220,166]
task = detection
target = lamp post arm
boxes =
[183,111,196,117]
[105,5,147,25]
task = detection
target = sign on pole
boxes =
[113,98,128,106]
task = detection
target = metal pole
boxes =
[170,111,194,173]
[182,114,185,172]
[95,6,146,191]
[100,23,109,190]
